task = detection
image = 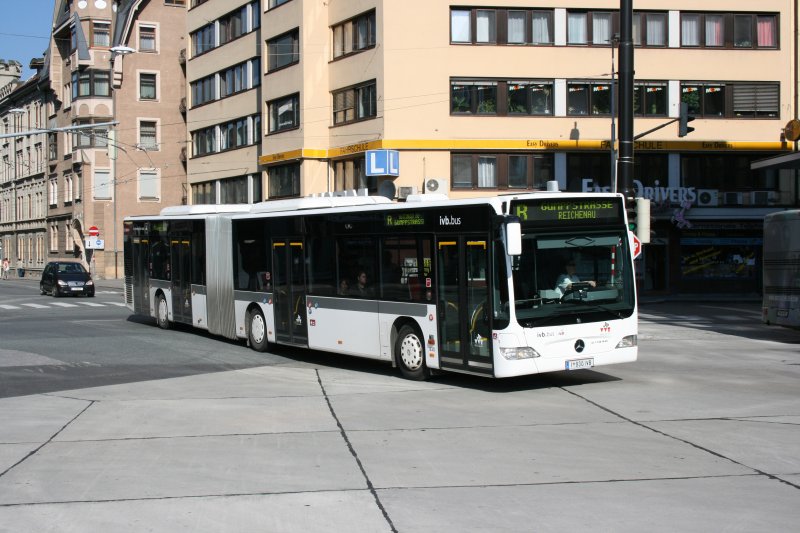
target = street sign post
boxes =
[88,226,100,237]
[631,232,642,259]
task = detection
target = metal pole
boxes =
[618,0,635,201]
[610,35,618,193]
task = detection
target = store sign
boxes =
[582,179,699,205]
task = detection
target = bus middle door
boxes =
[272,238,308,345]
[170,237,192,324]
[436,236,492,375]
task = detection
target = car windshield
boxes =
[508,231,635,326]
[58,263,87,274]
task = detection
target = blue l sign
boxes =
[366,150,399,176]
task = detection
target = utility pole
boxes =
[618,0,635,202]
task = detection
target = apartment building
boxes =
[182,0,797,296]
[0,61,48,276]
[45,0,187,279]
[186,0,263,205]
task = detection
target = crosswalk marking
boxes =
[105,302,127,307]
[0,301,125,311]
[76,301,106,307]
[0,304,20,310]
[21,303,49,309]
[51,302,79,307]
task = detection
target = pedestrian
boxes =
[2,257,8,280]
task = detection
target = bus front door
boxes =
[169,238,192,324]
[437,236,492,375]
[272,239,307,345]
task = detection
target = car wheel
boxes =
[156,293,170,329]
[40,284,46,296]
[52,286,60,298]
[248,308,269,352]
[395,325,429,381]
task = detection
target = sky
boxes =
[0,1,57,80]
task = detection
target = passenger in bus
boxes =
[354,271,373,297]
[338,278,350,295]
[556,258,595,295]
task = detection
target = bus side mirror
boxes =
[505,217,522,256]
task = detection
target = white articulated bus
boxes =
[763,209,800,328]
[123,191,638,379]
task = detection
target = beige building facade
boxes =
[44,0,187,279]
[184,0,797,295]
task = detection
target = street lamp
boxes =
[109,45,136,278]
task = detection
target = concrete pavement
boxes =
[1,289,799,531]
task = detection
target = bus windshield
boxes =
[509,230,635,326]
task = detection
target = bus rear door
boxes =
[272,238,308,345]
[436,236,493,375]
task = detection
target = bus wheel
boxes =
[248,309,269,352]
[396,325,429,381]
[156,294,170,330]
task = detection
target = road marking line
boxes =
[22,303,49,309]
[0,304,21,310]
[51,302,79,307]
[104,302,127,306]
[76,302,106,307]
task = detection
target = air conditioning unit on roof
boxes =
[424,178,448,194]
[696,189,718,207]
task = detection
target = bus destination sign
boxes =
[385,212,425,227]
[512,199,622,224]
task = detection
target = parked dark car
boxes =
[40,261,95,297]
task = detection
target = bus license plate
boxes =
[566,358,594,370]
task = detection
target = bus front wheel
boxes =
[248,308,269,352]
[395,325,429,381]
[156,294,170,330]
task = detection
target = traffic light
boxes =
[678,101,696,137]
[626,196,637,234]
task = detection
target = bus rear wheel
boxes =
[248,308,269,352]
[156,293,170,330]
[395,325,429,381]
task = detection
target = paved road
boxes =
[0,279,799,531]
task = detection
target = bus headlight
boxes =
[615,335,638,348]
[500,347,540,360]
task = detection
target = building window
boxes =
[219,4,248,45]
[567,11,617,45]
[333,81,376,125]
[332,10,376,59]
[49,177,58,205]
[94,169,111,199]
[92,21,111,47]
[64,174,73,204]
[192,126,217,156]
[73,120,109,148]
[507,81,553,115]
[269,162,301,198]
[191,74,216,106]
[165,0,186,5]
[631,12,667,47]
[220,116,253,150]
[139,25,156,52]
[191,23,215,56]
[268,0,291,8]
[333,158,372,192]
[680,13,777,49]
[451,7,554,46]
[191,182,216,204]
[219,175,248,203]
[71,70,111,99]
[139,73,157,100]
[139,121,158,150]
[268,94,300,133]
[452,153,553,190]
[268,29,299,71]
[139,169,159,200]
[220,62,248,97]
[681,82,779,118]
[633,82,668,116]
[567,82,612,115]
[48,133,57,161]
[451,80,498,115]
